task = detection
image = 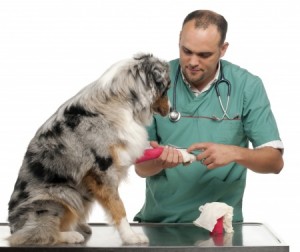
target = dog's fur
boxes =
[7,53,170,245]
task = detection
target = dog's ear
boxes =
[129,63,147,87]
[131,53,170,93]
[151,63,170,94]
[152,68,164,84]
[131,53,152,86]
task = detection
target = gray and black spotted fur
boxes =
[7,53,170,245]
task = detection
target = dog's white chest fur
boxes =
[116,110,149,167]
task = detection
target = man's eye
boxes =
[199,53,212,58]
[183,48,192,55]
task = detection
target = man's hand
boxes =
[188,142,235,169]
[150,141,183,169]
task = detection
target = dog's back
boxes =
[8,111,111,244]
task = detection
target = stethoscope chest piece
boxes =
[169,110,181,122]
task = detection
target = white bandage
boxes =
[193,202,234,233]
[177,149,196,164]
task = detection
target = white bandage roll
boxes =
[177,149,196,164]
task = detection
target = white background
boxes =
[0,0,299,250]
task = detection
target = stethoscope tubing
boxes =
[169,61,233,122]
[168,64,181,122]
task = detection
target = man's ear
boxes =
[179,31,182,48]
[220,42,229,57]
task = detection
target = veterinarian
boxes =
[134,10,284,223]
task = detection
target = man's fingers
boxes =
[150,141,160,148]
[187,143,207,153]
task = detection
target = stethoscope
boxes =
[169,61,234,122]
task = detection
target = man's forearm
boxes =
[135,160,163,178]
[233,146,283,174]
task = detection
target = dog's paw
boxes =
[77,223,92,235]
[122,232,149,244]
[59,231,85,244]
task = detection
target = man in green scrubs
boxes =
[134,10,284,223]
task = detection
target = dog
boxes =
[7,53,171,245]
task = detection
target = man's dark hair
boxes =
[182,10,228,45]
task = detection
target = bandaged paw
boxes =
[177,149,196,164]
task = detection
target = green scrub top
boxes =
[134,59,281,223]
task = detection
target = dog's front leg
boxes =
[115,210,149,245]
[99,186,149,244]
[84,174,149,244]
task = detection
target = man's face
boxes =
[179,20,228,89]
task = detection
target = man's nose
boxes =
[189,55,200,67]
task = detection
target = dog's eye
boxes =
[161,87,168,96]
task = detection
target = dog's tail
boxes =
[7,219,61,245]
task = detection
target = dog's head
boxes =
[94,53,170,126]
[131,53,171,117]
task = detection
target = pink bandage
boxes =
[135,147,164,163]
[210,217,224,235]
